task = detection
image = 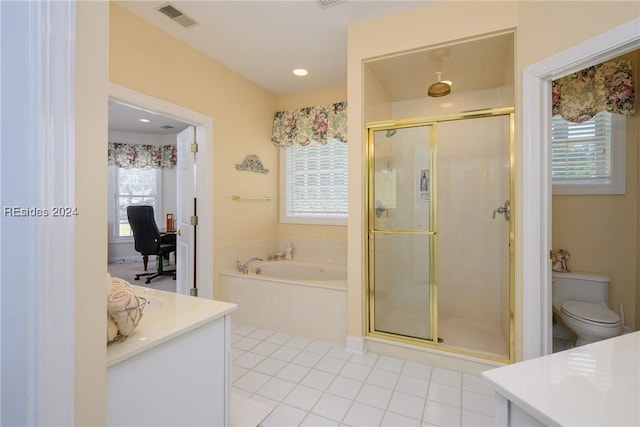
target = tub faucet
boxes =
[236,257,263,274]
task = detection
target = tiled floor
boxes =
[230,323,495,427]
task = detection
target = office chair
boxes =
[126,205,176,284]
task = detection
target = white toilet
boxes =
[552,271,622,346]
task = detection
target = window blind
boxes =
[115,168,159,237]
[284,139,348,217]
[551,111,612,184]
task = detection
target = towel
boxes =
[110,276,131,293]
[107,315,119,342]
[108,288,142,336]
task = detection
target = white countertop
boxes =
[107,286,237,367]
[483,332,640,426]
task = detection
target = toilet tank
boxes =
[552,271,610,306]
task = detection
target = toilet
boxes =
[552,271,622,346]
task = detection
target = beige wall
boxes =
[347,1,639,361]
[553,52,639,331]
[109,4,279,296]
[277,85,349,243]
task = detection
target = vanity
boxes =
[483,332,640,426]
[106,286,237,426]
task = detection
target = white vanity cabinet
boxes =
[106,286,237,426]
[483,332,640,427]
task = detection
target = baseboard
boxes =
[345,335,366,355]
[108,256,143,264]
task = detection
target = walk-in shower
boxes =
[366,108,514,363]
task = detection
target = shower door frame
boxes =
[365,107,515,364]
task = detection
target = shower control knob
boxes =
[492,200,511,221]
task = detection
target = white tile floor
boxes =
[230,323,495,427]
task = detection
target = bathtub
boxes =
[253,260,346,284]
[219,261,347,344]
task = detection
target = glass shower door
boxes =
[436,115,512,358]
[369,125,435,341]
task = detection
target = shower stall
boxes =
[366,108,514,362]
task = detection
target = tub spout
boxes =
[236,257,263,274]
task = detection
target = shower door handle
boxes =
[492,200,510,221]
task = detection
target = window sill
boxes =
[280,215,347,226]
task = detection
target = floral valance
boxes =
[271,102,347,148]
[552,58,635,123]
[108,142,177,169]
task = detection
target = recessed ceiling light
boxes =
[293,68,308,77]
[138,118,150,123]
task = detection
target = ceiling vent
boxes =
[316,0,345,9]
[158,4,198,28]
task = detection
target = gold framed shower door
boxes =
[365,107,515,364]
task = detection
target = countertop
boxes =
[107,286,237,367]
[483,331,640,426]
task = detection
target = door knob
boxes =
[176,229,182,236]
[492,200,510,221]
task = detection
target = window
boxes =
[111,167,162,238]
[551,111,626,195]
[280,139,348,225]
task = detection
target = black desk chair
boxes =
[126,205,176,284]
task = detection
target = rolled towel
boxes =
[107,315,119,342]
[108,288,142,336]
[110,276,131,293]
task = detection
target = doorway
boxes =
[522,19,639,358]
[108,84,215,299]
[366,108,514,363]
[107,100,191,293]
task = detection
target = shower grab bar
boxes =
[232,195,272,201]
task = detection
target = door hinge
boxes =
[190,215,198,226]
[190,142,198,153]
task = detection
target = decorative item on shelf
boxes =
[232,195,272,201]
[550,249,571,273]
[236,154,269,174]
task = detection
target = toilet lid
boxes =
[561,300,620,325]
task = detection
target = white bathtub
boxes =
[219,261,347,344]
[253,260,347,284]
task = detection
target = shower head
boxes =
[385,129,397,137]
[428,71,451,98]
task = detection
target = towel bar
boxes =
[232,195,272,201]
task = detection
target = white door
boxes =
[176,126,196,295]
